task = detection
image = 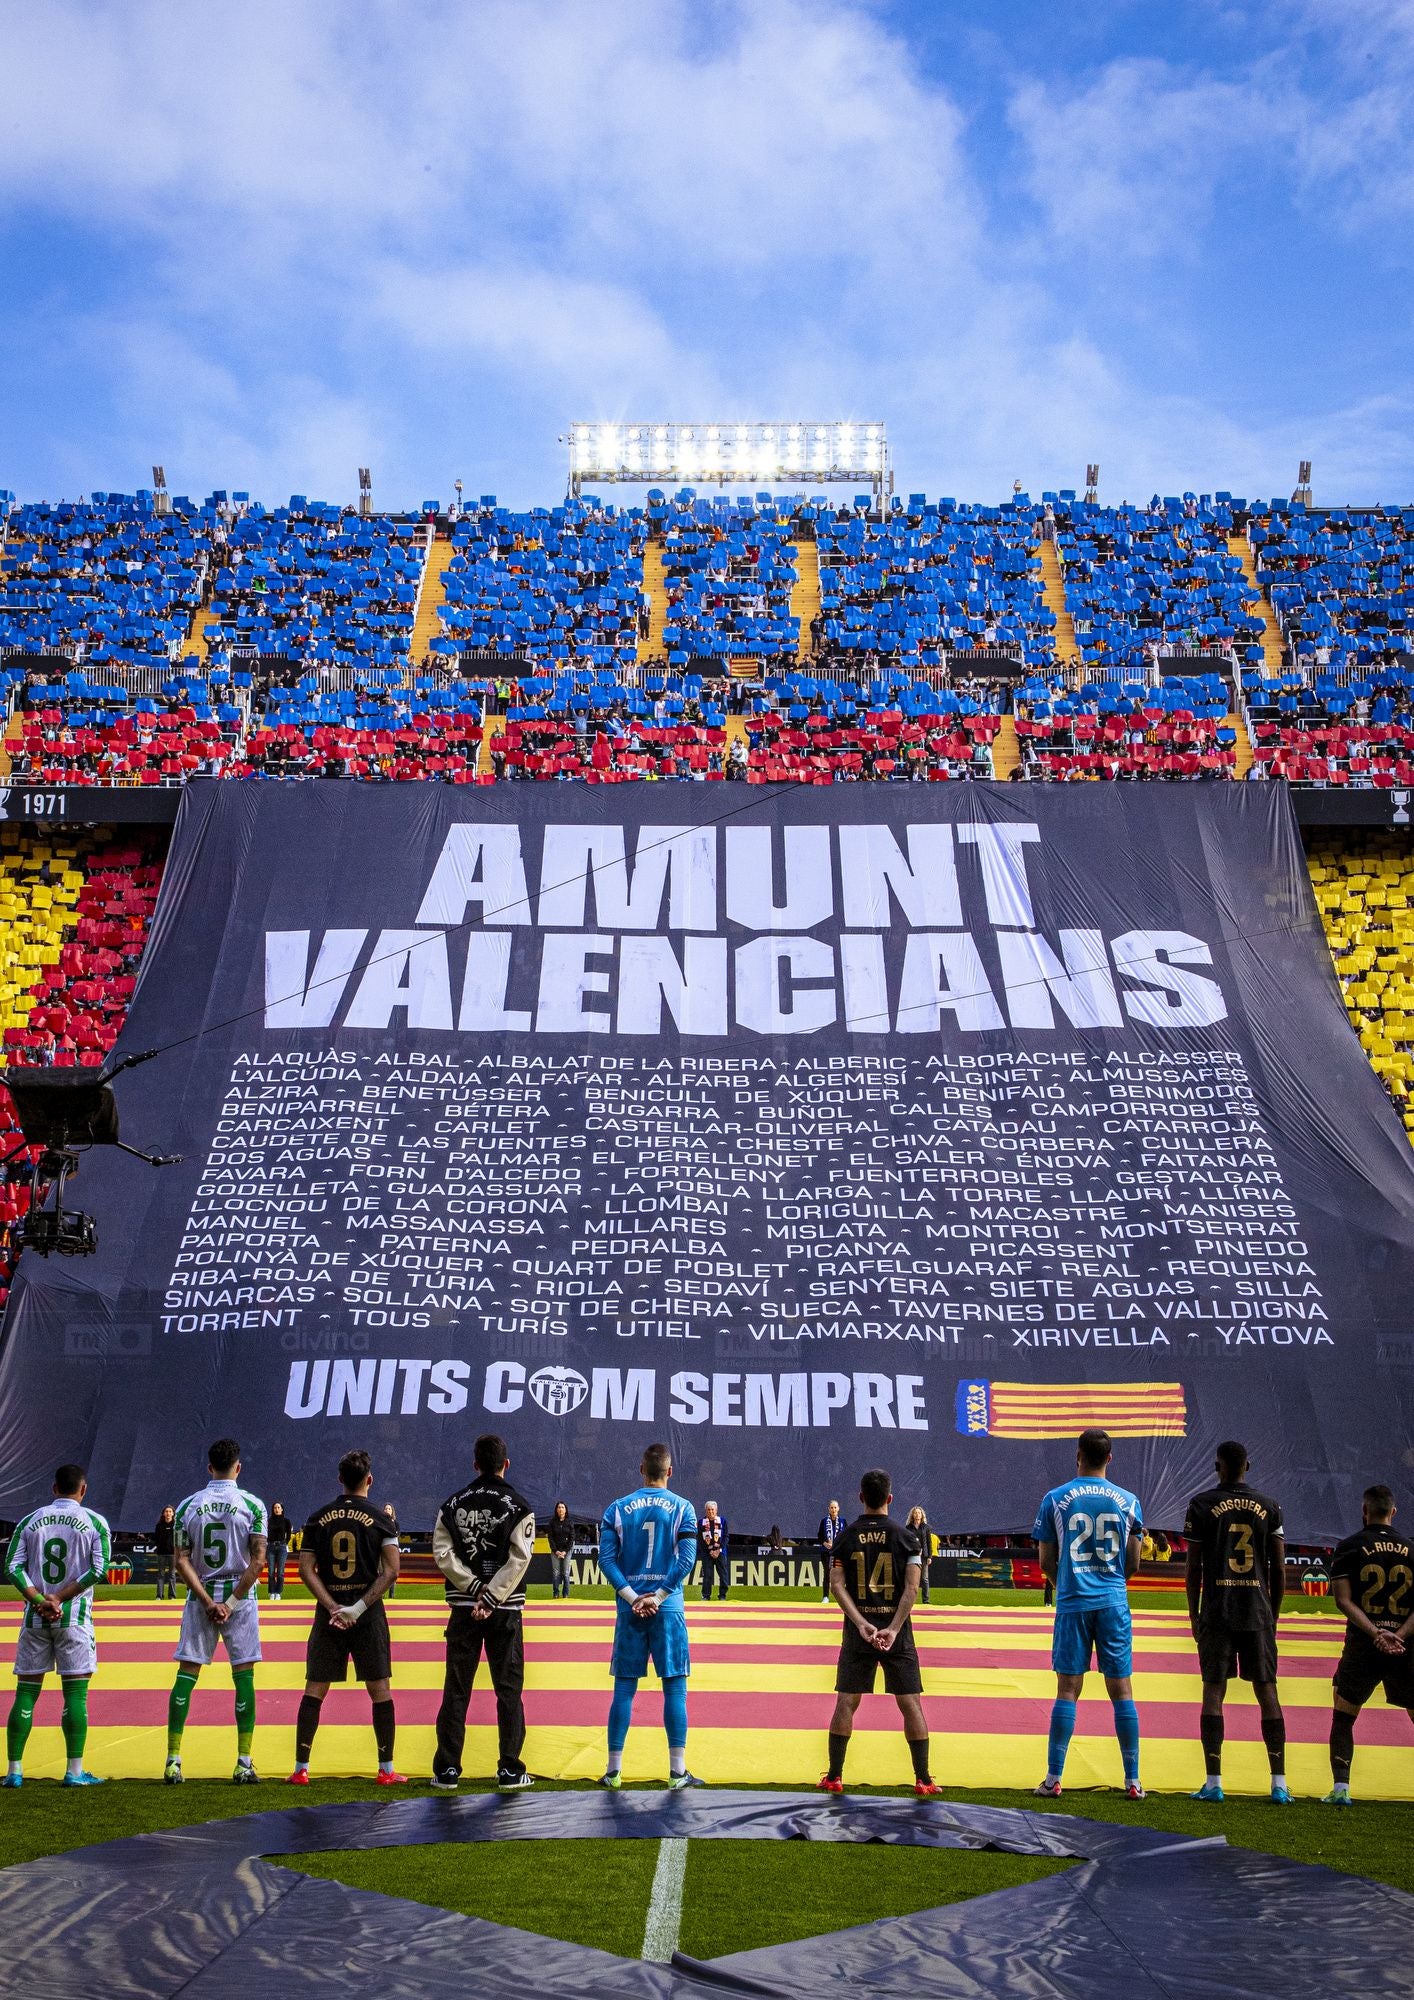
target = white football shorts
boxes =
[175,1594,262,1666]
[14,1620,98,1679]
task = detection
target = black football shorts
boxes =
[835,1623,922,1697]
[1332,1633,1414,1711]
[306,1602,392,1684]
[1196,1621,1278,1686]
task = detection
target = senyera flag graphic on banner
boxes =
[0,778,1411,1541]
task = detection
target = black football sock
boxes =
[908,1736,933,1784]
[295,1694,323,1766]
[372,1699,396,1766]
[1260,1715,1286,1778]
[1199,1713,1224,1779]
[827,1732,850,1781]
[1329,1710,1355,1787]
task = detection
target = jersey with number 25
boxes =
[1033,1476,1143,1607]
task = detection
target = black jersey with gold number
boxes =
[832,1514,921,1625]
[1183,1482,1283,1631]
[302,1495,400,1605]
[1331,1527,1414,1634]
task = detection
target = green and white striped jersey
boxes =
[174,1479,267,1601]
[5,1499,112,1630]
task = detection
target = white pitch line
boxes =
[641,1837,688,1962]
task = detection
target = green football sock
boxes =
[233,1667,256,1757]
[167,1669,198,1755]
[6,1681,40,1764]
[61,1681,89,1761]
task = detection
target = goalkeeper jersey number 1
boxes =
[6,1499,112,1630]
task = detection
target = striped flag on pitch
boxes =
[955,1379,1187,1440]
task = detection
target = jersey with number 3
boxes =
[174,1478,267,1602]
[1033,1476,1142,1608]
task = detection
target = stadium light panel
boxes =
[565,419,891,511]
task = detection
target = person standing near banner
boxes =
[598,1442,701,1789]
[165,1439,267,1786]
[1324,1484,1414,1806]
[3,1464,110,1788]
[1031,1428,1145,1801]
[1183,1441,1290,1804]
[431,1434,536,1792]
[153,1506,177,1601]
[698,1500,729,1601]
[817,1499,845,1604]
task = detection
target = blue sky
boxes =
[3,0,1413,509]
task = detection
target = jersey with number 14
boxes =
[6,1500,111,1631]
[1033,1476,1142,1608]
[174,1478,267,1602]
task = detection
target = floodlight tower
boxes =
[1292,460,1313,509]
[566,421,892,517]
[358,466,373,520]
[1084,463,1100,505]
[152,466,170,518]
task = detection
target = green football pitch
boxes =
[2,1781,1410,1961]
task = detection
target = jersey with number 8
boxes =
[1033,1475,1143,1607]
[174,1478,267,1602]
[6,1500,111,1630]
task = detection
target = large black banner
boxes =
[1,779,1411,1540]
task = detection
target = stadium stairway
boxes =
[790,535,821,662]
[411,533,455,666]
[991,714,1022,779]
[182,601,218,672]
[1228,529,1287,677]
[638,536,668,668]
[1037,536,1081,667]
[477,710,505,778]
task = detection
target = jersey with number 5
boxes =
[174,1478,267,1602]
[1033,1476,1142,1608]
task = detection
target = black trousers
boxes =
[435,1608,526,1778]
[699,1552,728,1599]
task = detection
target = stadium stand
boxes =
[657,495,801,669]
[745,668,1001,782]
[0,825,165,1304]
[1308,831,1414,1135]
[500,668,728,780]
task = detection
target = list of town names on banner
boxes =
[165,1045,1329,1421]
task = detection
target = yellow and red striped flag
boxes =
[955,1379,1187,1440]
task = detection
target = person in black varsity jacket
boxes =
[431,1433,536,1791]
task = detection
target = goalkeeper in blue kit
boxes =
[598,1442,702,1789]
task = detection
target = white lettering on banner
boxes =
[282,1360,932,1428]
[260,820,1231,1037]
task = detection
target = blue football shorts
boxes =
[610,1598,691,1681]
[1051,1599,1133,1678]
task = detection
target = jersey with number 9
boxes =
[1033,1475,1143,1607]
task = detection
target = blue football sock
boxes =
[662,1675,688,1760]
[1047,1699,1077,1779]
[1113,1699,1141,1785]
[607,1677,637,1769]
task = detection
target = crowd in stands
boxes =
[206,505,424,677]
[816,496,1051,668]
[744,670,999,782]
[1254,504,1414,677]
[430,501,645,671]
[658,497,800,666]
[1308,833,1414,1138]
[1014,672,1238,779]
[499,669,727,781]
[0,826,164,1306]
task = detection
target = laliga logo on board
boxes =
[529,1365,590,1416]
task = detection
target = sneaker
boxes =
[1322,1785,1354,1808]
[1032,1777,1062,1799]
[914,1778,940,1798]
[497,1769,535,1792]
[163,1758,183,1786]
[430,1771,460,1791]
[287,1770,310,1786]
[1270,1781,1293,1805]
[667,1771,704,1790]
[61,1771,105,1787]
[375,1770,409,1786]
[1190,1780,1224,1803]
[232,1762,260,1786]
[597,1771,622,1790]
[816,1774,844,1794]
[1123,1781,1146,1801]
[1,1773,21,1790]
